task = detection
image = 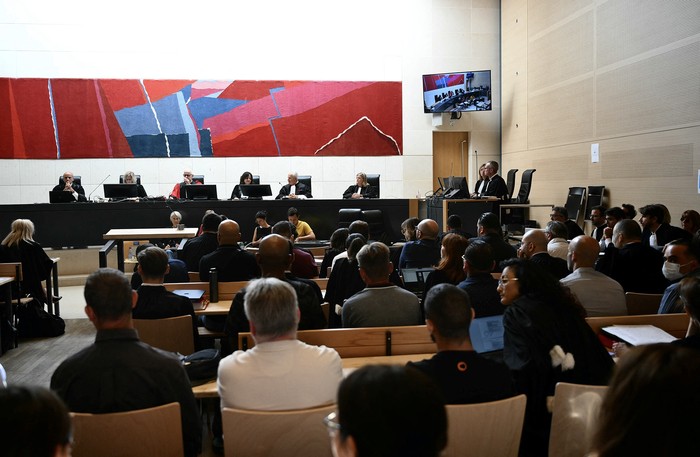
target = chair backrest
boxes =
[298,175,312,193]
[625,292,663,315]
[506,169,518,200]
[119,174,141,184]
[133,315,195,355]
[362,209,385,241]
[515,169,535,203]
[187,271,200,282]
[71,402,183,457]
[222,404,335,457]
[548,383,608,457]
[0,262,22,281]
[586,313,690,339]
[58,175,82,186]
[564,186,586,223]
[442,394,527,457]
[193,174,205,184]
[366,173,380,197]
[338,208,363,229]
[584,186,605,219]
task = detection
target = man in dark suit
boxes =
[199,220,261,282]
[470,212,517,271]
[276,172,312,199]
[550,206,584,240]
[457,240,503,317]
[590,205,607,241]
[480,161,509,200]
[180,212,222,271]
[517,229,570,280]
[595,219,669,293]
[52,171,87,202]
[639,204,691,249]
[399,219,442,269]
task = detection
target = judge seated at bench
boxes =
[343,172,377,199]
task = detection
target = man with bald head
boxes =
[199,219,260,282]
[52,171,87,202]
[561,236,626,316]
[517,229,569,279]
[169,168,202,199]
[399,218,441,269]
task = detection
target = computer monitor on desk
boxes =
[239,184,272,200]
[104,184,139,200]
[440,176,469,199]
[183,184,218,200]
[49,191,77,203]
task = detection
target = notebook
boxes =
[173,289,207,310]
[469,315,505,354]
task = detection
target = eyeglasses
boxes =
[323,412,342,434]
[498,277,519,286]
[183,173,193,177]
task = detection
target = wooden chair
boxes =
[187,271,200,282]
[625,292,663,315]
[222,404,334,457]
[71,402,183,457]
[586,313,689,339]
[548,382,608,457]
[133,315,195,355]
[442,394,527,457]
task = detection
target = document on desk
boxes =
[602,325,677,346]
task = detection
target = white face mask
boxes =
[662,261,685,281]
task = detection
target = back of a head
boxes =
[446,214,462,229]
[500,258,567,305]
[84,268,133,321]
[464,240,494,272]
[218,219,241,245]
[417,219,439,240]
[201,212,223,232]
[330,228,350,251]
[401,217,420,241]
[137,246,169,279]
[336,365,447,457]
[257,234,293,271]
[272,220,295,240]
[594,344,700,457]
[552,206,569,220]
[621,203,637,219]
[545,221,568,239]
[348,220,370,239]
[424,284,472,341]
[570,235,600,267]
[477,212,501,234]
[347,234,368,262]
[2,218,35,247]
[605,207,625,221]
[522,229,548,252]
[614,219,642,241]
[243,277,298,340]
[356,242,390,280]
[680,275,700,322]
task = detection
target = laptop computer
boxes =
[469,314,505,354]
[49,191,76,203]
[401,267,435,298]
[173,289,207,310]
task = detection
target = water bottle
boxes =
[209,267,219,303]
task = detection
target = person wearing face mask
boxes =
[658,236,700,314]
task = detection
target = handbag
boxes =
[16,298,65,338]
[180,348,221,384]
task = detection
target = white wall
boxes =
[0,0,501,204]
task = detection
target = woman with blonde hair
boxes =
[122,170,147,198]
[343,172,377,199]
[0,219,53,304]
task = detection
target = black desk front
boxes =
[0,199,411,248]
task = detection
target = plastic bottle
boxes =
[209,267,218,303]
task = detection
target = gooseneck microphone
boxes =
[88,174,111,201]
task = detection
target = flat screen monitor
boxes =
[104,184,139,200]
[49,191,76,203]
[440,176,469,199]
[239,184,272,199]
[423,70,492,113]
[183,184,218,200]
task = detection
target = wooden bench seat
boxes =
[586,313,690,339]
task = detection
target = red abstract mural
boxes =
[0,78,402,159]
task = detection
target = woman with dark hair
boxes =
[0,385,72,457]
[250,210,271,246]
[681,209,700,235]
[324,234,368,328]
[0,219,53,304]
[327,365,447,457]
[422,233,470,297]
[592,344,700,457]
[497,258,613,457]
[320,228,349,278]
[230,171,254,199]
[400,217,420,242]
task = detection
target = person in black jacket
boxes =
[480,161,509,200]
[342,172,377,199]
[469,212,517,271]
[276,172,312,199]
[52,171,87,202]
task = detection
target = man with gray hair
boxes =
[399,218,442,269]
[275,172,312,199]
[544,221,569,261]
[218,277,342,410]
[343,242,422,327]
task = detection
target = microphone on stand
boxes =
[88,174,111,201]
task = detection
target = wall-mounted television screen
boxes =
[423,70,491,113]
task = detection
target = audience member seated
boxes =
[343,172,378,199]
[681,209,700,236]
[561,236,626,317]
[422,233,470,298]
[599,207,625,251]
[287,206,316,241]
[329,365,447,457]
[399,217,420,243]
[592,344,700,457]
[52,171,87,202]
[320,228,349,278]
[517,229,569,280]
[130,242,189,289]
[544,221,569,261]
[621,203,636,220]
[640,203,691,249]
[595,219,668,293]
[250,210,271,246]
[408,284,514,404]
[457,240,504,317]
[230,171,253,200]
[223,234,326,355]
[438,214,474,241]
[218,277,342,410]
[550,206,584,240]
[50,268,201,457]
[589,205,607,241]
[0,385,72,457]
[0,218,54,305]
[276,172,312,199]
[272,221,318,279]
[657,237,700,314]
[169,168,202,199]
[156,210,184,256]
[342,242,422,328]
[331,220,370,269]
[480,161,509,199]
[470,212,517,270]
[324,235,368,328]
[399,218,441,269]
[123,170,147,198]
[199,220,261,282]
[674,276,700,349]
[180,212,222,272]
[132,246,198,346]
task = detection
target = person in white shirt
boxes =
[218,277,342,410]
[544,221,569,261]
